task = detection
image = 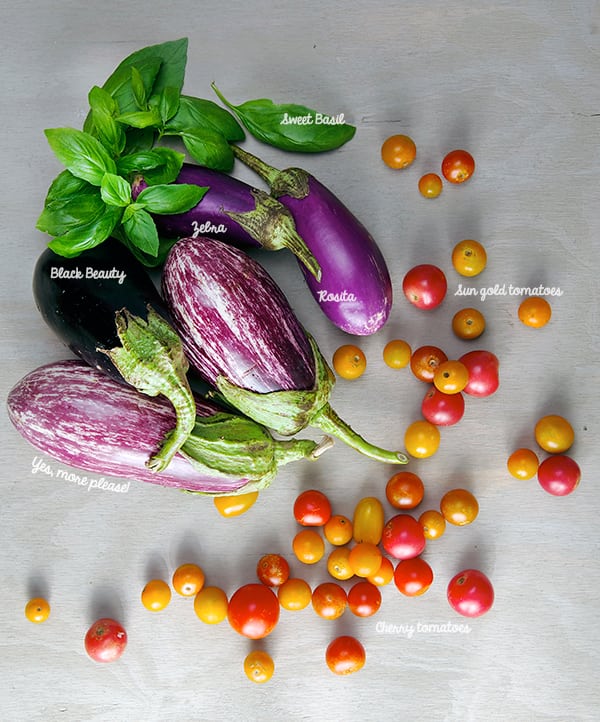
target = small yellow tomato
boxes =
[404,420,441,458]
[348,542,383,578]
[213,490,259,517]
[324,514,353,546]
[418,509,447,540]
[292,530,325,564]
[172,563,205,597]
[367,556,395,586]
[383,339,412,369]
[244,650,275,684]
[534,414,574,453]
[352,497,385,545]
[193,586,228,624]
[452,240,487,277]
[433,360,470,394]
[327,547,355,581]
[141,579,172,612]
[277,578,312,611]
[418,173,443,198]
[507,448,540,480]
[332,344,367,380]
[25,597,50,623]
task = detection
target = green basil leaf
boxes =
[211,83,356,153]
[100,173,131,207]
[165,94,244,142]
[123,127,156,154]
[121,234,179,268]
[116,107,162,129]
[156,86,181,124]
[44,128,117,185]
[43,169,90,205]
[136,183,207,214]
[139,147,185,185]
[88,85,117,116]
[131,67,147,110]
[38,175,106,236]
[121,206,160,256]
[47,204,123,257]
[116,150,166,175]
[176,128,233,171]
[89,106,126,156]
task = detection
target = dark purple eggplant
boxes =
[131,164,321,280]
[7,361,329,494]
[162,236,407,464]
[231,145,392,336]
[32,239,199,472]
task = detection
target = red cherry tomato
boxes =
[311,582,347,620]
[227,583,280,639]
[537,455,581,496]
[325,636,366,675]
[347,581,382,617]
[84,618,127,663]
[393,557,434,597]
[293,489,332,526]
[410,345,448,383]
[256,554,290,587]
[421,387,465,426]
[402,264,447,310]
[441,149,475,184]
[447,569,494,617]
[381,514,426,560]
[459,350,499,397]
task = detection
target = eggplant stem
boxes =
[311,404,408,465]
[231,144,281,186]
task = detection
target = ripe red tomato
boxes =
[84,618,127,663]
[381,514,426,560]
[410,345,448,383]
[227,583,280,639]
[256,554,290,587]
[293,489,332,526]
[447,569,494,617]
[459,350,499,397]
[421,387,465,426]
[347,581,382,617]
[393,557,434,597]
[385,471,425,509]
[537,455,581,496]
[311,582,347,620]
[402,264,447,310]
[325,636,366,675]
[441,149,475,184]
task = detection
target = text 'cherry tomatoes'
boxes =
[537,455,581,496]
[84,618,127,663]
[227,584,280,639]
[382,514,426,560]
[442,149,475,184]
[403,264,448,310]
[293,489,332,527]
[325,636,366,675]
[447,569,494,617]
[381,134,417,169]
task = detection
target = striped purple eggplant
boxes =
[131,164,321,280]
[162,236,407,464]
[7,361,328,494]
[231,145,392,336]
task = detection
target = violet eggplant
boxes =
[162,236,407,464]
[32,239,198,473]
[7,361,330,495]
[130,164,321,281]
[231,145,392,336]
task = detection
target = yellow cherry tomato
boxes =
[452,307,486,340]
[332,344,367,380]
[327,547,355,581]
[292,530,325,564]
[381,134,417,169]
[213,490,259,517]
[141,579,172,612]
[172,563,205,597]
[352,497,385,545]
[404,420,441,458]
[324,514,353,546]
[348,542,383,578]
[383,339,412,369]
[277,578,312,611]
[452,240,487,277]
[244,650,275,684]
[418,173,443,198]
[418,509,447,540]
[507,448,540,480]
[25,597,50,623]
[518,296,552,328]
[367,556,395,586]
[534,415,574,453]
[193,586,228,624]
[440,488,479,526]
[433,360,470,394]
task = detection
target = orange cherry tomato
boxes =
[393,557,434,596]
[433,360,470,394]
[404,420,441,458]
[141,579,172,612]
[440,488,479,526]
[452,240,487,277]
[452,307,486,340]
[193,586,228,624]
[324,514,353,546]
[277,578,312,611]
[418,509,447,540]
[172,563,205,597]
[25,597,50,623]
[381,134,417,169]
[507,448,540,480]
[332,344,367,380]
[383,339,412,369]
[325,636,366,675]
[518,296,552,328]
[442,149,475,184]
[352,497,385,545]
[348,542,383,578]
[292,529,325,564]
[256,554,290,587]
[327,547,355,581]
[418,173,443,198]
[213,490,259,517]
[347,581,382,617]
[534,414,574,453]
[244,650,275,684]
[386,471,425,509]
[311,582,347,620]
[367,556,395,586]
[410,345,448,382]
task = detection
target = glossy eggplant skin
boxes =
[32,238,170,384]
[7,360,251,494]
[162,235,316,394]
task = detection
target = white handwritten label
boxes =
[316,289,358,303]
[280,112,346,126]
[50,266,127,285]
[191,220,228,238]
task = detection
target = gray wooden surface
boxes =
[1,1,599,720]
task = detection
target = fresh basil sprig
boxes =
[211,83,356,153]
